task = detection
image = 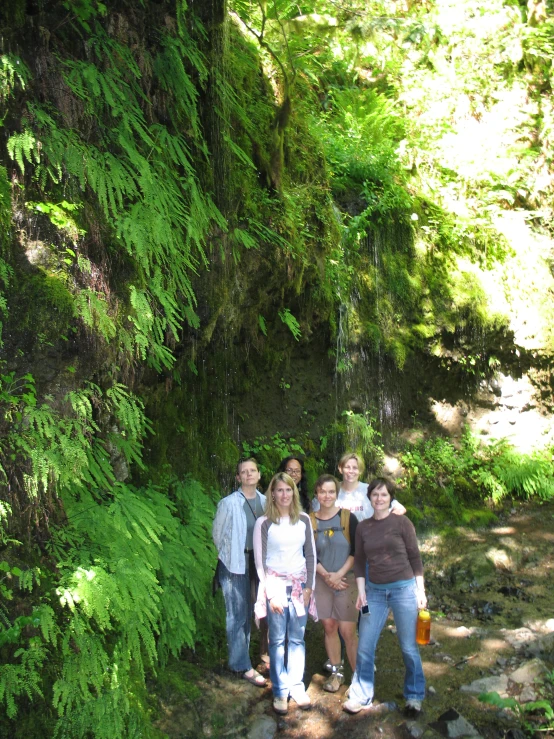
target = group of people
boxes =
[212,453,427,716]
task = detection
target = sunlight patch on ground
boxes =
[481,637,511,652]
[491,527,516,535]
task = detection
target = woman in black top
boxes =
[278,456,310,513]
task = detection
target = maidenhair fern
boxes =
[279,307,302,340]
[7,16,225,371]
[1,369,216,736]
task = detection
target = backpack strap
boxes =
[340,508,351,546]
[310,509,350,544]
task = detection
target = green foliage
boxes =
[479,691,554,735]
[475,440,554,503]
[399,430,554,523]
[0,54,29,106]
[315,87,409,219]
[6,15,225,371]
[278,307,302,340]
[241,433,307,483]
[0,366,217,735]
[1,0,554,735]
[321,411,385,475]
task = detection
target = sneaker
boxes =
[291,691,311,709]
[405,699,422,715]
[323,668,345,693]
[273,697,288,715]
[342,698,373,714]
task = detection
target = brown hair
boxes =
[367,477,396,501]
[236,457,259,476]
[314,474,339,497]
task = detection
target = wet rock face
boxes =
[430,372,554,453]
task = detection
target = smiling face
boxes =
[339,458,360,484]
[236,460,261,489]
[369,483,391,512]
[284,459,302,484]
[316,480,338,510]
[273,480,294,514]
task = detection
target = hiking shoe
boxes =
[273,697,288,715]
[405,699,422,715]
[291,690,311,709]
[342,698,373,714]
[323,667,344,693]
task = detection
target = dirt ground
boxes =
[153,500,554,738]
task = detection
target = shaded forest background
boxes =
[1,0,554,735]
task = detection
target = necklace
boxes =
[241,492,259,520]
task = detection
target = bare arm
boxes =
[391,499,407,515]
[415,574,427,609]
[355,576,367,610]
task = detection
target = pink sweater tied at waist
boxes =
[255,566,318,622]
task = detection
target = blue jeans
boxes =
[267,597,308,699]
[219,560,253,672]
[350,581,425,705]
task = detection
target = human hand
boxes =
[269,597,284,614]
[391,502,407,515]
[355,593,367,611]
[303,588,312,608]
[416,589,427,609]
[326,572,344,589]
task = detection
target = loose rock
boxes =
[404,720,425,738]
[519,687,537,703]
[526,632,554,657]
[501,628,535,650]
[247,716,278,739]
[460,675,509,696]
[430,708,481,738]
[510,658,547,685]
[455,626,472,638]
[523,617,554,632]
[486,548,515,572]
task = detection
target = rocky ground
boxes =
[152,501,554,739]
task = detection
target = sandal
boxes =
[242,669,266,687]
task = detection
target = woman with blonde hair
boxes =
[253,472,317,715]
[313,452,406,521]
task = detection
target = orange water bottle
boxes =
[416,609,431,645]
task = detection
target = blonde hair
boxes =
[265,473,301,524]
[338,452,365,476]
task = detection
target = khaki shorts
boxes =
[314,571,358,622]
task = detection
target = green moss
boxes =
[0,0,26,31]
[7,270,76,349]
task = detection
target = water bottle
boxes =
[416,609,431,645]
